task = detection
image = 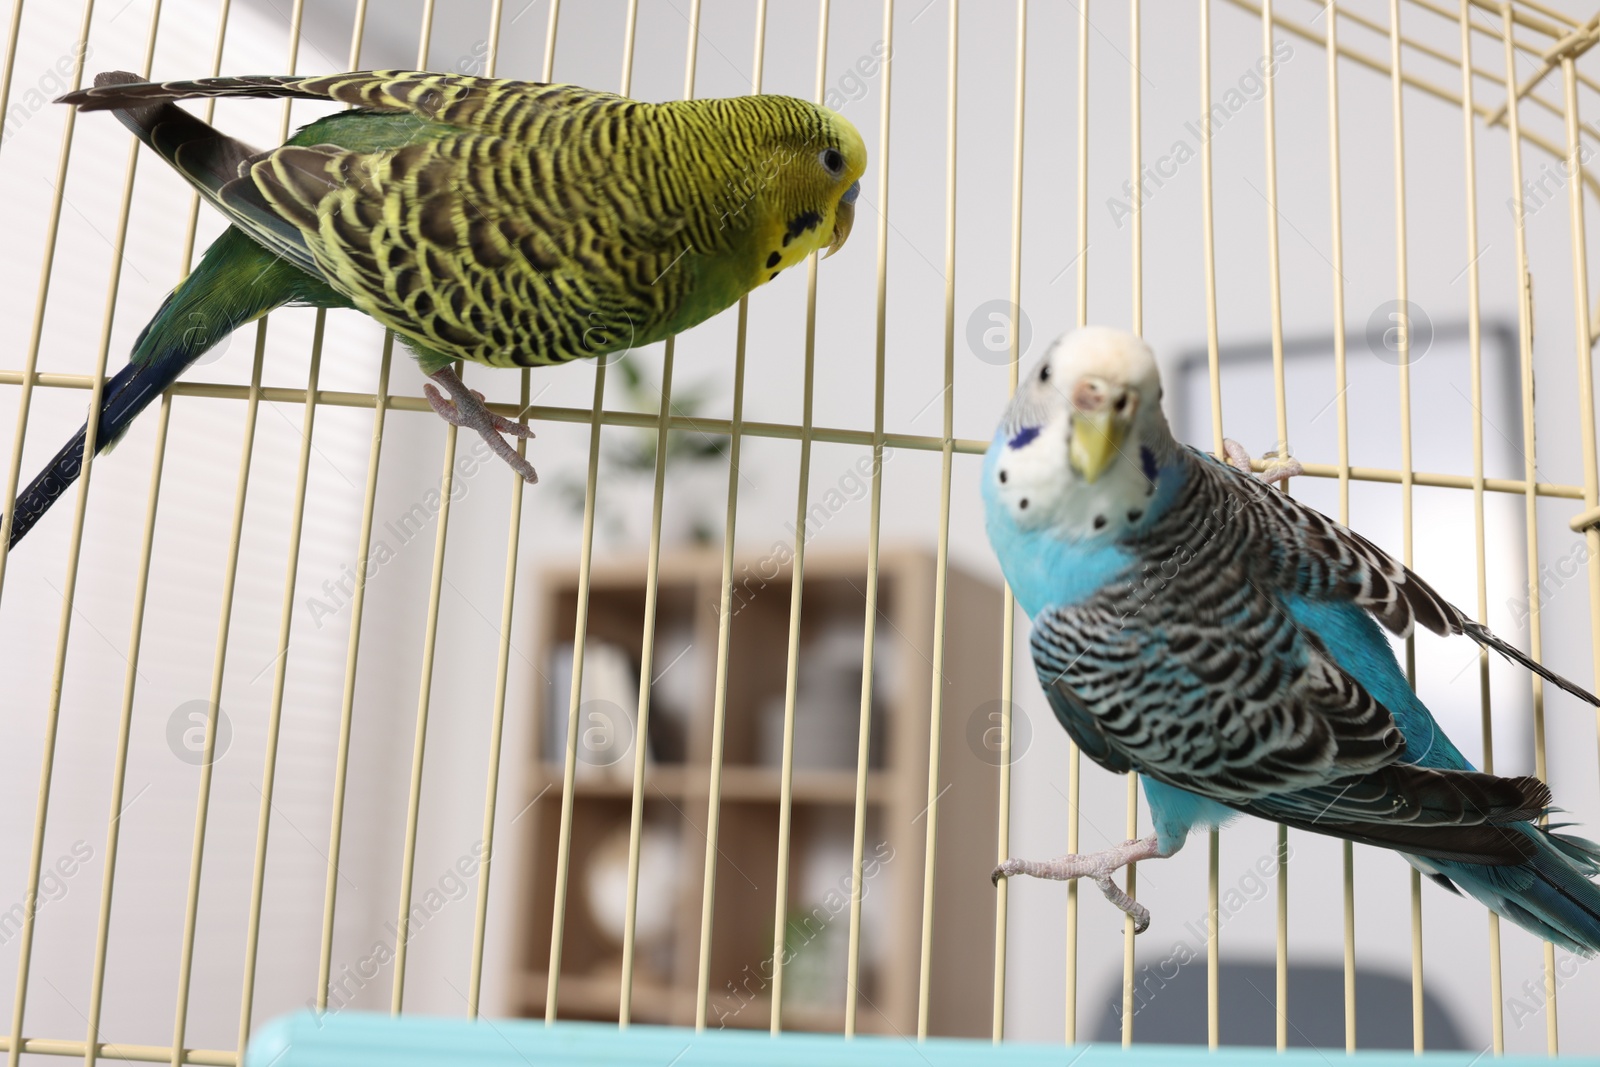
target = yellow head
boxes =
[808,105,868,259]
[675,95,867,282]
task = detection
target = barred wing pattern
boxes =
[1218,450,1597,703]
[63,71,832,369]
[1031,450,1552,866]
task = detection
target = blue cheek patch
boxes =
[1140,446,1158,483]
[1008,425,1041,450]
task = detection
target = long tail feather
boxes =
[1434,824,1600,955]
[56,69,537,125]
[77,72,315,276]
[1460,617,1600,706]
[58,72,337,112]
[2,78,355,550]
[7,351,181,549]
[91,72,260,202]
[2,226,309,549]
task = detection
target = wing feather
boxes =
[1206,450,1599,705]
[1032,451,1559,867]
[61,71,689,367]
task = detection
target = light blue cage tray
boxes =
[244,1012,1598,1065]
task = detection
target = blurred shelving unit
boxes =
[510,547,1005,1036]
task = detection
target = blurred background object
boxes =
[517,548,1001,1033]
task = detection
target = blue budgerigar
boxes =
[984,325,1600,952]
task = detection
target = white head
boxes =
[986,326,1178,541]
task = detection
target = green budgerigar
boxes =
[5,69,866,547]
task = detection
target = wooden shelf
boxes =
[516,970,868,1033]
[527,763,890,804]
[509,546,1005,1038]
[518,969,681,1022]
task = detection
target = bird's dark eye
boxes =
[820,148,845,176]
[1040,364,1050,383]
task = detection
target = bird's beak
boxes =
[825,180,860,258]
[1069,410,1125,483]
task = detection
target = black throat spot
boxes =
[785,210,823,242]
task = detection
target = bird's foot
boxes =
[992,833,1163,934]
[1223,438,1303,486]
[424,368,538,484]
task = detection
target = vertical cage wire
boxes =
[0,2,1599,1063]
[465,0,527,1023]
[842,0,894,1038]
[389,0,450,1018]
[3,5,97,1062]
[545,0,620,1025]
[992,0,1025,1044]
[1059,0,1089,1043]
[615,0,670,1029]
[1324,2,1357,1055]
[1261,0,1293,1047]
[1198,0,1225,1051]
[1122,0,1142,1047]
[1565,38,1600,1067]
[233,0,324,1040]
[691,0,759,1031]
[914,0,959,1042]
[1498,3,1560,1055]
[768,0,831,1036]
[315,3,389,1026]
[1383,0,1427,1054]
[1453,2,1505,1053]
[1564,35,1597,1061]
[86,1,185,1063]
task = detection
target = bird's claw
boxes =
[488,441,540,484]
[1258,452,1304,486]
[991,834,1161,933]
[423,384,536,440]
[423,376,540,484]
[1223,438,1302,487]
[1092,872,1151,934]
